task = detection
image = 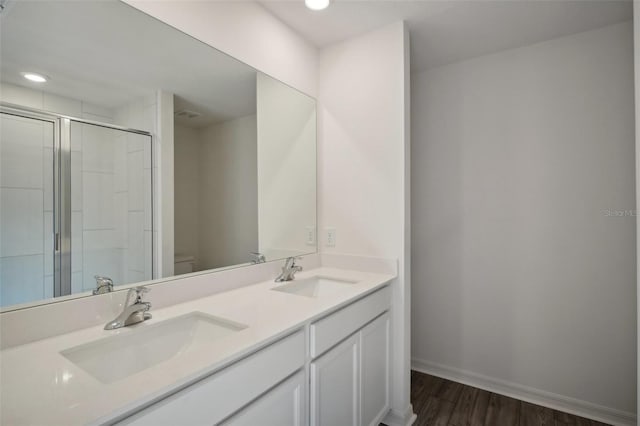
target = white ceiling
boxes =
[1,0,257,127]
[261,0,633,72]
[1,0,632,121]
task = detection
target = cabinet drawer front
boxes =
[310,286,390,358]
[116,330,305,426]
[221,371,305,426]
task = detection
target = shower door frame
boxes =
[0,103,154,298]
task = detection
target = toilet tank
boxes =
[174,255,196,274]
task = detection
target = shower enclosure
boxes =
[0,106,153,307]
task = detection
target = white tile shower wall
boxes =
[0,112,53,306]
[0,82,117,302]
[115,96,156,282]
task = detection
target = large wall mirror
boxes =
[0,0,317,310]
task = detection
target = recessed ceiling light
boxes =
[305,0,330,11]
[21,72,48,83]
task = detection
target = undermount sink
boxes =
[272,276,358,298]
[61,312,247,384]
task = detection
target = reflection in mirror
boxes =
[0,0,316,310]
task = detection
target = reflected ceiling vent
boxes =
[174,109,202,119]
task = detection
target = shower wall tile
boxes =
[113,135,128,193]
[0,83,42,110]
[82,125,115,173]
[83,229,116,252]
[44,211,54,277]
[82,248,123,291]
[127,270,145,284]
[144,230,153,280]
[71,151,83,211]
[43,93,81,117]
[81,102,114,119]
[83,230,121,290]
[71,212,83,273]
[114,96,157,282]
[144,172,152,231]
[127,150,144,211]
[127,132,144,153]
[153,230,160,279]
[43,147,53,212]
[127,212,144,273]
[71,272,83,295]
[0,115,45,189]
[114,192,128,249]
[0,255,43,307]
[70,121,82,152]
[0,188,43,257]
[82,113,114,124]
[144,137,152,170]
[44,275,53,300]
[82,172,114,230]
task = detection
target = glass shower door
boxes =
[68,121,152,294]
[0,109,153,308]
[0,111,56,307]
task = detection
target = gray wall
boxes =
[411,21,636,415]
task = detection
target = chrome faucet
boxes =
[250,251,266,264]
[104,286,152,330]
[275,257,303,282]
[93,275,114,295]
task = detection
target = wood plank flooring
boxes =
[408,370,610,426]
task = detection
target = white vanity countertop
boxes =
[0,267,393,425]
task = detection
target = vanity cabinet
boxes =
[115,331,305,426]
[114,286,390,426]
[310,287,391,426]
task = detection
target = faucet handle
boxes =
[125,286,150,304]
[92,275,114,295]
[250,252,266,264]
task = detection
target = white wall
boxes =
[122,0,317,98]
[257,73,316,260]
[199,115,258,270]
[173,124,200,265]
[318,21,413,425]
[412,22,636,421]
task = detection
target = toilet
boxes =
[174,255,196,275]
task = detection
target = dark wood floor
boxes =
[409,370,610,426]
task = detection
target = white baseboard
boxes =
[382,405,417,426]
[411,358,636,426]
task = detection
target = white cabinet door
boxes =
[359,313,390,426]
[222,372,305,426]
[310,334,359,426]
